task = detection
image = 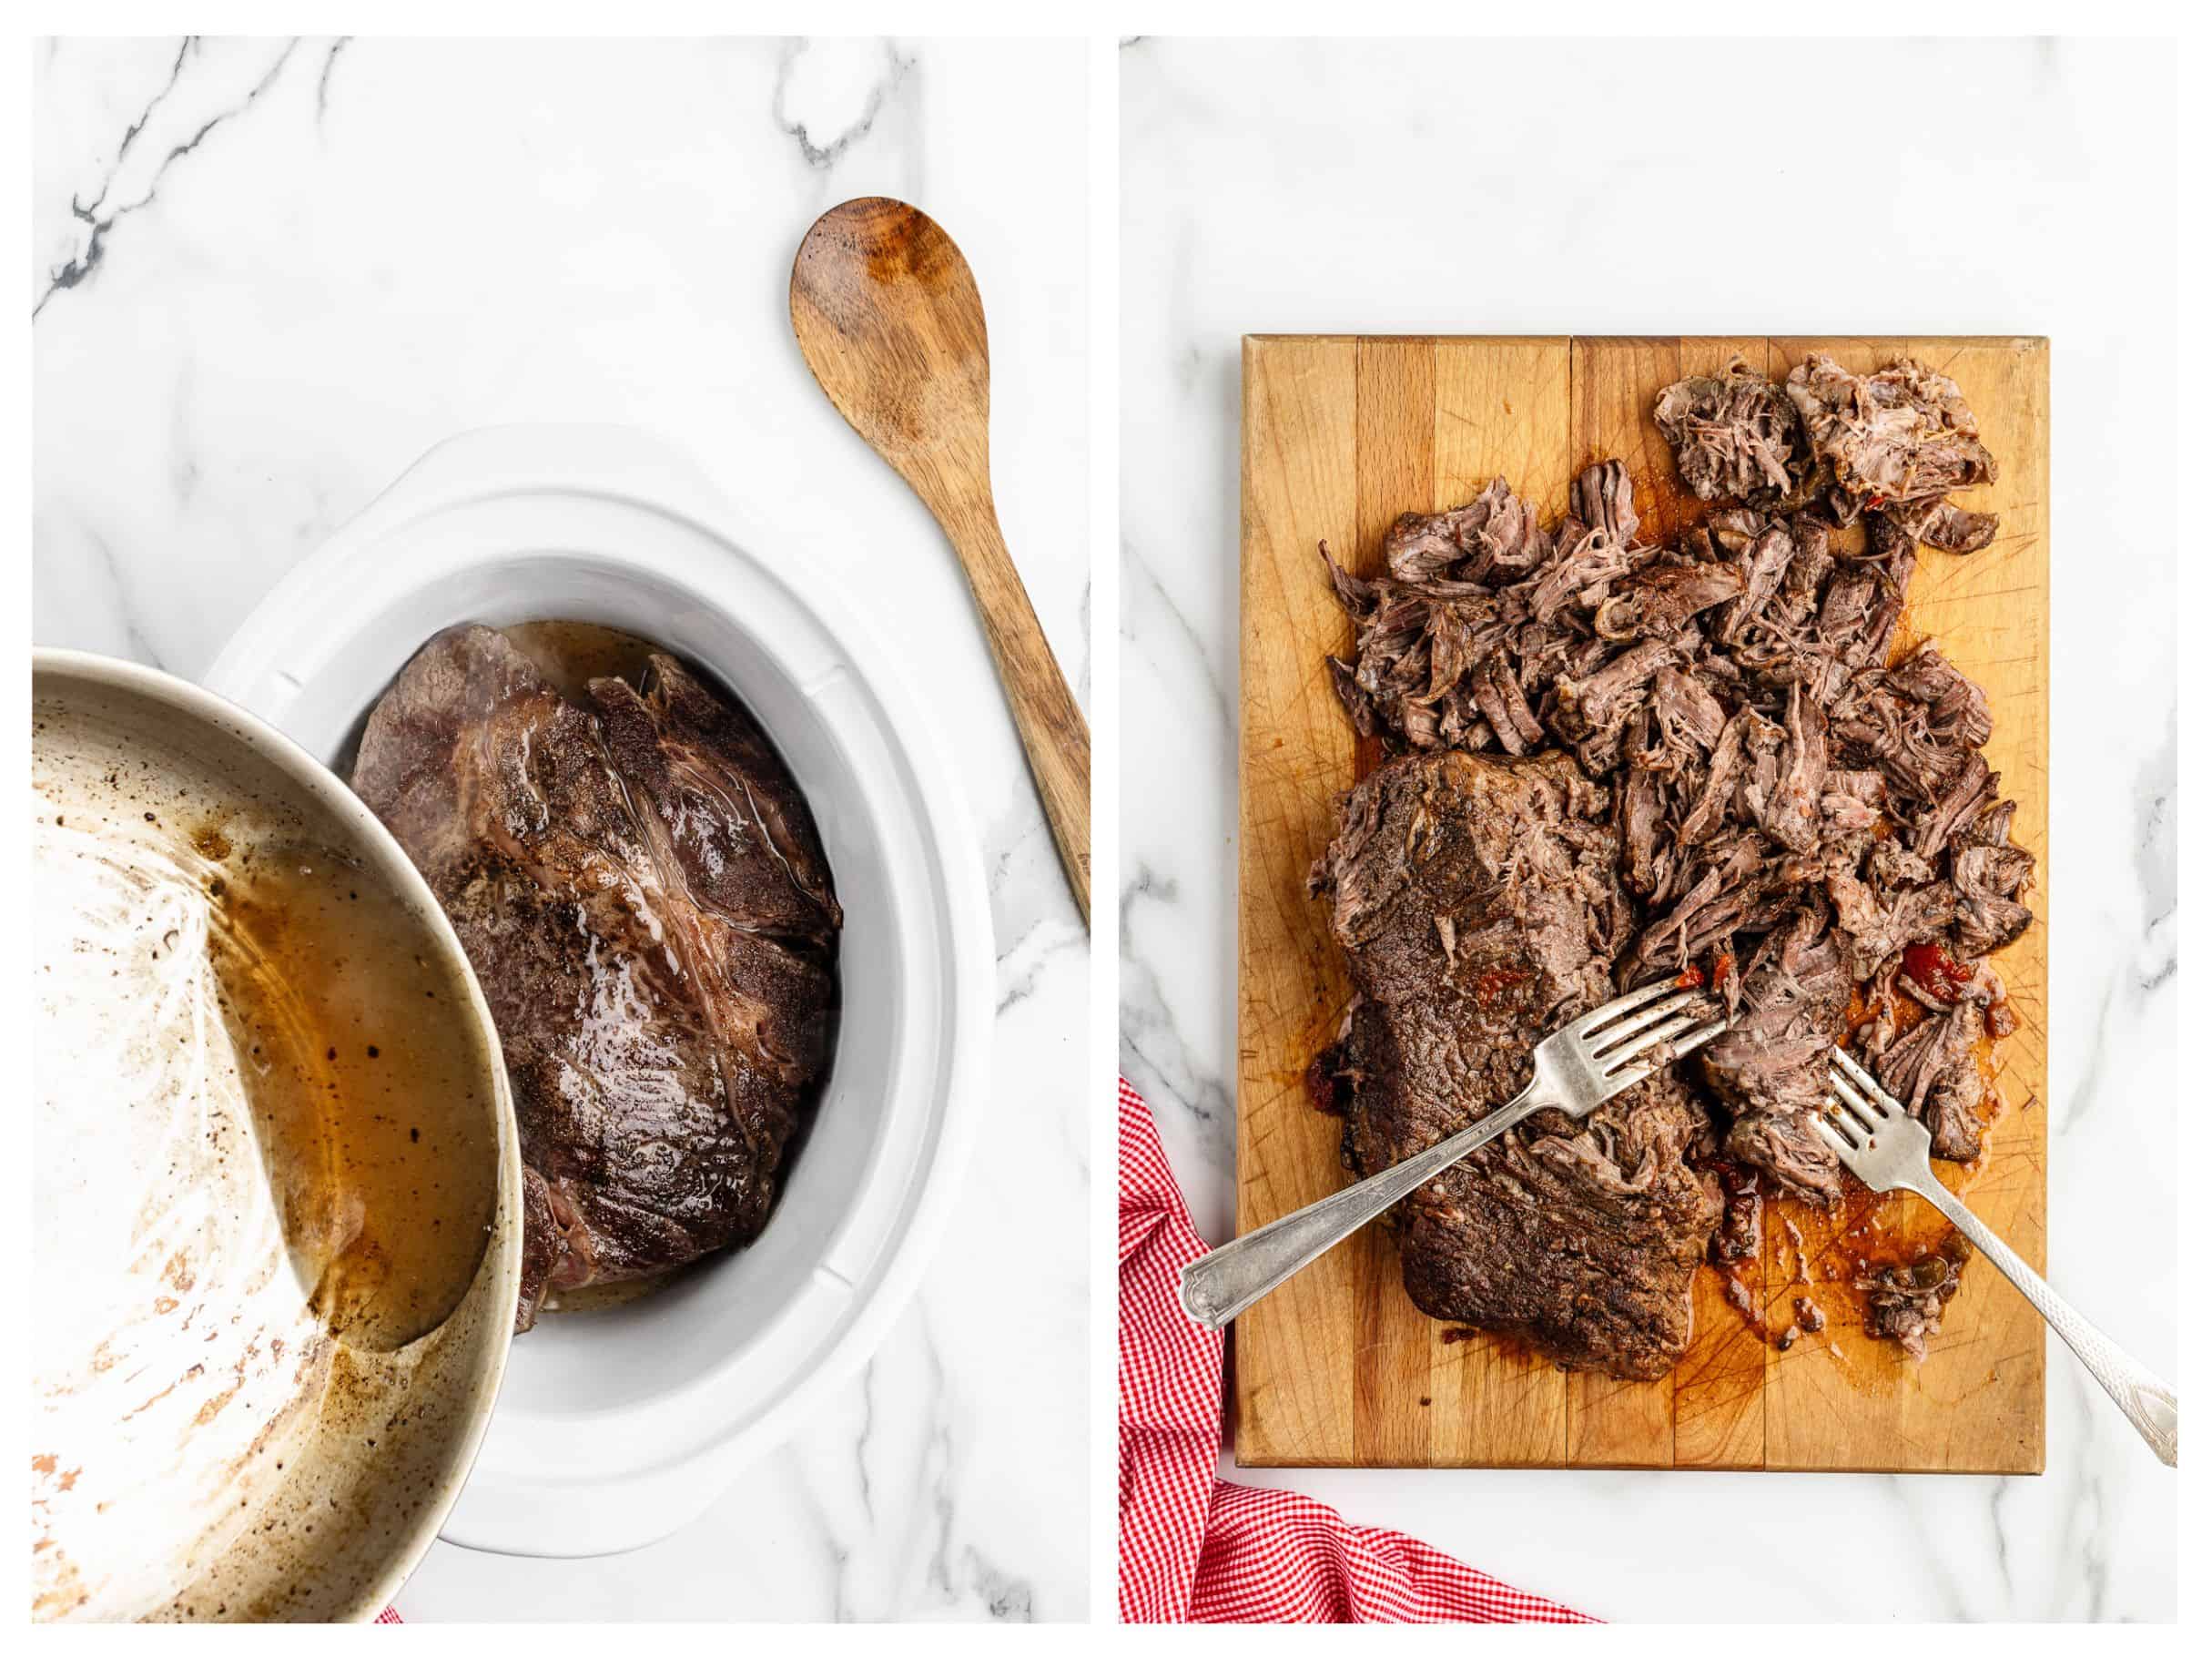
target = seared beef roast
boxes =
[353,625,840,1332]
[1315,354,2031,1365]
[1309,751,1720,1380]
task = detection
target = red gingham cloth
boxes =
[1118,1078,1597,1624]
[376,1607,403,1623]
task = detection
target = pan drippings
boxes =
[502,617,663,702]
[201,832,499,1354]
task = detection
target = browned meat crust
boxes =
[1310,751,1720,1380]
[353,625,840,1332]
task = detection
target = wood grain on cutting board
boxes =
[1234,336,2048,1473]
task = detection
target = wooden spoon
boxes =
[791,197,1091,925]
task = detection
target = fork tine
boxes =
[1566,977,1687,1036]
[1594,1019,1728,1096]
[1670,1020,1727,1062]
[1596,1059,1661,1095]
[1596,1011,1702,1074]
[1829,1058,1895,1123]
[1811,1113,1859,1156]
[1830,1046,1895,1113]
[1582,989,1702,1056]
[1829,1073,1882,1133]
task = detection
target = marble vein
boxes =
[1121,540,1229,729]
[36,36,305,318]
[1117,860,1232,1179]
[315,36,349,126]
[773,36,913,170]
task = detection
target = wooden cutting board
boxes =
[1235,335,2047,1473]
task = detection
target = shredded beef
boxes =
[1888,495,2001,554]
[1699,927,1853,1202]
[1783,354,2000,544]
[1314,354,2034,1367]
[1870,1001,1987,1161]
[1785,355,1996,498]
[1859,1239,1973,1361]
[1652,354,1814,507]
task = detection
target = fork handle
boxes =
[1916,1177,2176,1467]
[1179,1087,1542,1330]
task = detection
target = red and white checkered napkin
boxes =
[1118,1078,1597,1625]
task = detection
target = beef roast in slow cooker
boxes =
[352,624,841,1332]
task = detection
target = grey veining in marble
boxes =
[1120,35,2175,1623]
[35,34,1089,1622]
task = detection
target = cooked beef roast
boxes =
[1887,494,2001,555]
[353,624,841,1332]
[1698,924,1853,1203]
[1651,354,1814,508]
[1858,1238,1972,1361]
[1309,750,1720,1380]
[1783,354,2000,546]
[1315,353,2031,1366]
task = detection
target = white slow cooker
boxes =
[204,425,995,1558]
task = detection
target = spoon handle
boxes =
[934,491,1091,923]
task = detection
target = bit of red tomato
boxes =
[1475,967,1527,1003]
[1903,941,1973,999]
[1675,964,1706,990]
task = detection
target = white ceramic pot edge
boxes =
[204,425,1000,1560]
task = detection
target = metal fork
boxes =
[1820,1047,2178,1467]
[1179,979,1727,1331]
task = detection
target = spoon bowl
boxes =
[792,198,991,488]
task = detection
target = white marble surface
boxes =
[34,36,1088,1621]
[1121,36,2176,1622]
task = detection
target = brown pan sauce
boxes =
[198,821,500,1352]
